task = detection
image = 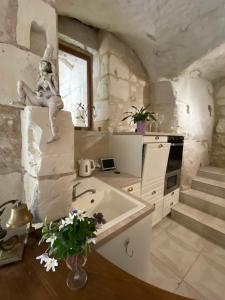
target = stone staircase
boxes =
[171,166,225,248]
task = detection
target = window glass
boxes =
[58,49,89,127]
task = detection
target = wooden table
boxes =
[0,234,190,300]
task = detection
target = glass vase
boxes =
[65,255,87,290]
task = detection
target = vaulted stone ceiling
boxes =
[56,0,225,81]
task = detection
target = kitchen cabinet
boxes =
[123,182,141,198]
[97,214,152,282]
[110,133,178,227]
[163,188,179,217]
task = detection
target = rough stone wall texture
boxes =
[58,18,150,162]
[56,0,225,81]
[150,80,176,132]
[171,72,214,189]
[0,105,23,203]
[22,107,76,221]
[0,0,58,210]
[211,78,225,167]
[58,17,150,133]
[0,105,22,173]
[96,32,150,132]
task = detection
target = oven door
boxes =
[164,170,181,195]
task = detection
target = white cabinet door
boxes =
[97,214,152,282]
[163,188,180,217]
[142,143,170,183]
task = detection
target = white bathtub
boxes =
[71,177,145,233]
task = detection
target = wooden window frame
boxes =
[59,42,93,130]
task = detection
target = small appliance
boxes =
[100,158,116,171]
[78,159,95,177]
[164,135,184,195]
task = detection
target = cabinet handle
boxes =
[124,238,134,257]
[158,144,163,148]
[170,202,174,206]
[127,187,133,192]
[155,136,159,140]
[152,190,157,195]
[153,203,156,207]
[171,192,174,195]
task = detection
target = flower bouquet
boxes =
[36,209,103,289]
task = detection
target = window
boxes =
[58,43,93,129]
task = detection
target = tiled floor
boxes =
[148,216,225,300]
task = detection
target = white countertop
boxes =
[113,132,183,136]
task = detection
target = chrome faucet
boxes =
[72,182,96,202]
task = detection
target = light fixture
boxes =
[0,200,33,267]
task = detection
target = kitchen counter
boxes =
[92,169,141,189]
[113,131,183,136]
[0,233,190,300]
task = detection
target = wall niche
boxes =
[30,21,47,57]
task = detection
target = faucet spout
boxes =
[72,188,96,202]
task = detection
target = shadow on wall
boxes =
[74,130,110,168]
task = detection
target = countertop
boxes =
[92,169,141,189]
[0,234,190,300]
[113,131,183,136]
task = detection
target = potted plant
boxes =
[121,105,156,133]
[36,209,104,290]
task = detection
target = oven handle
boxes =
[170,143,183,146]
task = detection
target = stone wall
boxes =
[59,17,150,132]
[0,0,57,208]
[172,72,214,189]
[0,105,23,203]
[58,17,150,161]
[211,78,225,167]
[97,32,150,132]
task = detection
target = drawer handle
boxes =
[170,202,174,206]
[127,187,133,192]
[124,238,134,258]
[158,144,163,148]
[155,136,159,140]
[152,190,157,195]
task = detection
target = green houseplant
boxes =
[36,209,104,290]
[122,105,156,133]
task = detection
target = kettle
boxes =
[78,159,95,177]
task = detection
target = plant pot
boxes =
[65,255,87,290]
[136,121,146,133]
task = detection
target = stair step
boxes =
[191,176,225,198]
[171,203,225,248]
[180,189,225,220]
[198,166,225,182]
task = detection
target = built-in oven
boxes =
[164,136,184,195]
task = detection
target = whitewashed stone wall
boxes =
[96,32,150,132]
[59,18,150,133]
[0,0,58,211]
[22,107,76,221]
[171,72,214,189]
[211,78,225,167]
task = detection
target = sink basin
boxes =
[72,177,145,233]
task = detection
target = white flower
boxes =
[59,213,75,230]
[77,210,86,221]
[36,253,49,265]
[46,234,57,247]
[87,238,96,245]
[44,257,58,272]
